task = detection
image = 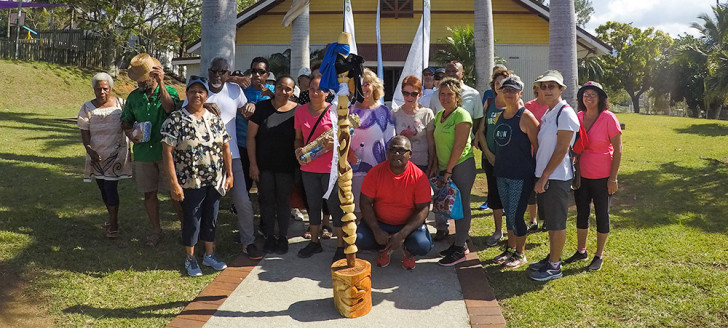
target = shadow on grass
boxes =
[674,123,728,137]
[611,159,728,233]
[62,301,189,319]
[0,111,79,150]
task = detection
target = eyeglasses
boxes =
[500,87,520,94]
[387,147,411,155]
[402,91,419,98]
[434,75,443,81]
[208,69,228,75]
[582,92,599,98]
[539,83,560,90]
[250,68,267,75]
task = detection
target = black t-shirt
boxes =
[250,99,299,172]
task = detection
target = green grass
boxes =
[471,113,728,327]
[1,60,727,326]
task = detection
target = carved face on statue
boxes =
[332,270,372,317]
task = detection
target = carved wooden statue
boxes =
[324,32,372,318]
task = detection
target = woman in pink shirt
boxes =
[563,81,622,271]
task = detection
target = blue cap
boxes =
[186,75,210,94]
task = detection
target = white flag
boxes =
[391,0,431,108]
[343,0,358,55]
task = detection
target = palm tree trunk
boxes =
[290,1,310,77]
[549,0,578,105]
[474,0,494,93]
[200,0,237,75]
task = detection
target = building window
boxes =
[381,0,414,18]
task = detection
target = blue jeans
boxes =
[181,186,221,247]
[356,221,434,256]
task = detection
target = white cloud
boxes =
[584,0,716,37]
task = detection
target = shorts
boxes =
[536,179,571,231]
[134,161,170,193]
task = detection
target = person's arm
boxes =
[426,126,437,174]
[473,102,487,151]
[360,194,391,246]
[385,202,430,251]
[608,133,622,194]
[521,110,540,154]
[222,141,234,190]
[247,121,261,182]
[162,143,184,202]
[534,130,574,193]
[80,129,101,162]
[443,122,471,181]
[294,128,306,166]
[150,66,176,114]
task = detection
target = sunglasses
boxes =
[539,83,560,90]
[500,87,520,94]
[208,69,228,75]
[402,91,419,98]
[434,76,443,81]
[387,147,411,155]
[250,68,267,75]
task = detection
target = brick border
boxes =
[167,225,506,328]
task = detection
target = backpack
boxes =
[555,104,589,155]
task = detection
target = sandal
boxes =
[145,231,164,247]
[105,227,120,239]
[303,226,312,239]
[321,226,333,240]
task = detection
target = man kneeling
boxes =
[356,136,434,270]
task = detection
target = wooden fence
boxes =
[0,30,105,68]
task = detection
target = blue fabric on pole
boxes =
[318,43,350,92]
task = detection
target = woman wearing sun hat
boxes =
[527,70,580,282]
[562,81,622,271]
[161,76,233,277]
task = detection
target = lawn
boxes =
[1,60,727,327]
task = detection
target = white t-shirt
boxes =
[429,82,483,120]
[182,82,247,159]
[535,100,580,180]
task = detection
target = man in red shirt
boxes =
[357,136,433,270]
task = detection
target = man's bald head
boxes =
[445,60,464,81]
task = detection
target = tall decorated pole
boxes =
[318,32,372,319]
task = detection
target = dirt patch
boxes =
[0,269,54,328]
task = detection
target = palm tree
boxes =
[474,0,495,92]
[577,55,604,85]
[200,0,237,74]
[434,26,476,85]
[285,0,310,76]
[691,1,728,119]
[548,0,578,105]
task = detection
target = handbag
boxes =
[429,176,464,220]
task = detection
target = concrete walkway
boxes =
[167,218,505,328]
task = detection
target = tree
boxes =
[691,2,728,119]
[474,0,495,92]
[652,34,707,118]
[238,0,257,12]
[201,0,237,74]
[596,22,672,113]
[434,26,476,86]
[167,0,202,58]
[533,0,594,27]
[287,0,310,77]
[549,0,578,105]
[577,55,604,85]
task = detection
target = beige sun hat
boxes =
[534,69,566,89]
[127,53,161,82]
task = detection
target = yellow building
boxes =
[174,0,610,100]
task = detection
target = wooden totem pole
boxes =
[329,32,372,318]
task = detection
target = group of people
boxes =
[78,52,621,280]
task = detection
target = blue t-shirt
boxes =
[236,83,275,147]
[482,89,494,105]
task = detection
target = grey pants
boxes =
[451,157,477,247]
[301,171,344,227]
[230,159,255,246]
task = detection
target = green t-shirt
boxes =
[433,107,474,171]
[120,85,181,162]
[484,99,504,153]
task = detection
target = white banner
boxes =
[343,0,358,55]
[391,0,431,108]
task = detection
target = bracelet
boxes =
[608,179,618,183]
[446,171,452,174]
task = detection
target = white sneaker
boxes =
[291,208,304,221]
[202,253,227,271]
[185,257,203,277]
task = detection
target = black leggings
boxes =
[95,179,119,206]
[258,170,294,239]
[574,177,611,233]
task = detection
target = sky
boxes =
[583,0,719,37]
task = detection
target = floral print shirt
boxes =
[161,108,230,189]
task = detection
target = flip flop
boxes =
[303,226,312,239]
[105,228,120,239]
[145,231,164,247]
[321,226,333,240]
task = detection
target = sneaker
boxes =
[290,208,304,221]
[503,252,527,269]
[402,249,415,270]
[540,223,548,232]
[376,249,392,267]
[185,257,203,277]
[493,248,515,264]
[439,246,467,266]
[202,253,228,271]
[297,241,323,258]
[563,250,588,264]
[528,255,551,271]
[275,238,289,254]
[244,243,264,260]
[233,234,243,245]
[332,247,346,263]
[439,244,470,257]
[230,204,237,214]
[588,256,603,271]
[529,262,563,281]
[433,229,449,241]
[527,222,539,233]
[479,201,489,210]
[263,236,278,253]
[485,231,503,247]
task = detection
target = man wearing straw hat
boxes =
[121,53,183,247]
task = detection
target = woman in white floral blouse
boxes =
[161,76,234,277]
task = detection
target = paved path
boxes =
[167,219,505,328]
